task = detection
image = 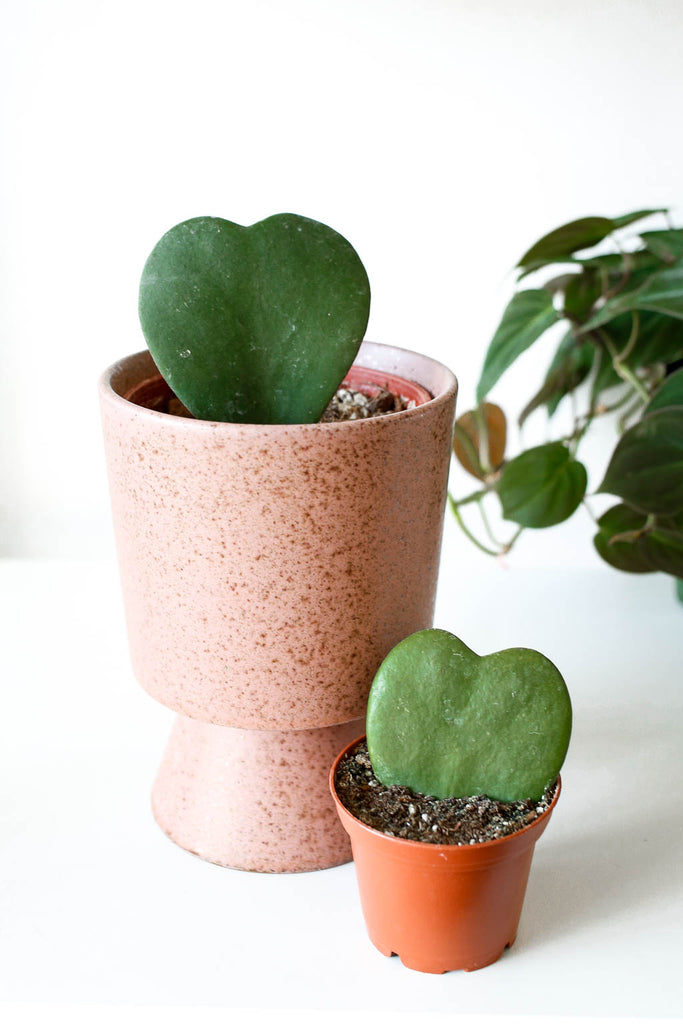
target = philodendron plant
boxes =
[138,213,371,424]
[449,208,683,597]
[366,626,573,802]
[366,628,572,804]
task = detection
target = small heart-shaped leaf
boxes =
[496,442,587,528]
[452,403,507,479]
[139,214,371,423]
[366,629,572,803]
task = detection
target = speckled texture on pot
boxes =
[99,341,457,730]
[152,715,365,872]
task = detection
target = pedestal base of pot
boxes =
[152,715,365,873]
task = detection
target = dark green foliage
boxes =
[450,208,683,594]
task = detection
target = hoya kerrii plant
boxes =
[366,628,572,805]
[138,212,371,424]
[449,208,683,599]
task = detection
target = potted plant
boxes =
[448,208,683,599]
[99,213,457,872]
[330,627,572,972]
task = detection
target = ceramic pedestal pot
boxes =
[100,341,457,872]
[331,738,561,972]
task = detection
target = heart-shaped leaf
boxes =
[519,330,595,426]
[597,407,683,516]
[366,629,572,803]
[639,528,683,577]
[476,289,559,402]
[452,403,507,479]
[593,504,655,574]
[517,216,615,269]
[496,442,587,528]
[138,214,371,424]
[640,228,683,264]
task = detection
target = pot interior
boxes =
[123,366,432,417]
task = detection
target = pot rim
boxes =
[329,734,562,854]
[99,340,458,434]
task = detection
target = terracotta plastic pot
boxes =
[330,737,561,972]
[99,342,457,871]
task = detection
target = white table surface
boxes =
[1,547,682,1022]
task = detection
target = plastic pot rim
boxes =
[329,734,562,856]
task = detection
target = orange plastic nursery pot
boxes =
[100,341,457,872]
[330,737,561,973]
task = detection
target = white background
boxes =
[2,4,683,1021]
[2,0,683,566]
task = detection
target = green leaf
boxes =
[497,442,588,528]
[645,367,683,415]
[476,289,559,402]
[611,208,668,229]
[593,504,654,574]
[517,257,580,281]
[640,228,683,264]
[583,263,683,334]
[590,345,624,403]
[633,264,683,320]
[563,269,602,322]
[518,330,594,426]
[138,213,370,424]
[366,629,572,802]
[597,407,683,515]
[640,529,683,577]
[606,311,683,369]
[518,217,615,268]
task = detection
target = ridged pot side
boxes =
[100,342,457,731]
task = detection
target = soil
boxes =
[320,385,415,422]
[334,738,558,845]
[137,381,415,421]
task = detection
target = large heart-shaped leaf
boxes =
[597,408,683,516]
[139,214,371,423]
[366,629,572,802]
[496,442,587,528]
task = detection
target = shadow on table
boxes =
[519,701,683,950]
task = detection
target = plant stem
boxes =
[478,496,500,547]
[598,329,650,403]
[448,494,502,557]
[455,485,491,508]
[617,310,640,363]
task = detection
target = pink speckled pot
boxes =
[153,716,365,872]
[100,341,457,871]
